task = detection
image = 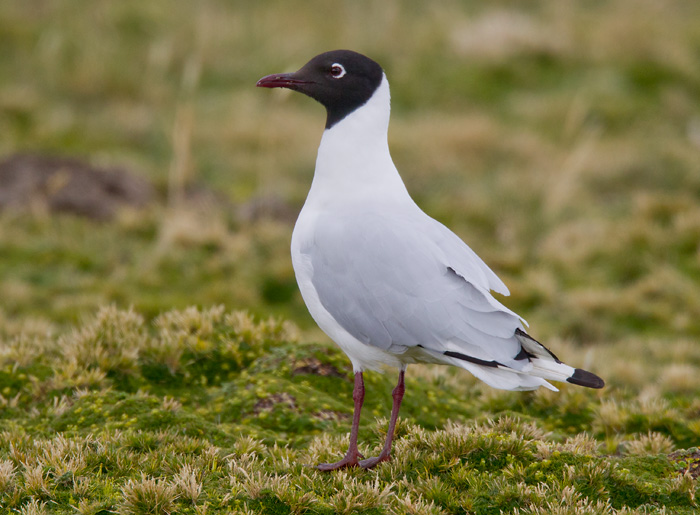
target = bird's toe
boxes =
[316,454,362,471]
[358,455,390,469]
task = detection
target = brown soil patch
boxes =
[237,194,298,224]
[0,153,154,220]
[252,392,296,414]
[313,409,350,422]
[669,448,700,479]
[292,357,345,378]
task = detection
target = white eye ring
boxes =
[330,63,346,79]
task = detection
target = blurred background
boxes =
[1,0,699,350]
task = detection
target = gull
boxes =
[257,50,604,471]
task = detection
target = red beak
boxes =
[256,73,312,89]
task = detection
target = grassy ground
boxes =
[0,307,698,514]
[1,0,699,513]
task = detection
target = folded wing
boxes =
[305,209,603,391]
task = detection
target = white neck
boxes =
[305,75,410,207]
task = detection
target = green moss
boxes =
[247,494,292,515]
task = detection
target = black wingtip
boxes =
[567,368,605,389]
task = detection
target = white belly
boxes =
[291,208,405,372]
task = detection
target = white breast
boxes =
[291,209,407,372]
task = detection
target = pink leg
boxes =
[317,372,365,471]
[359,369,405,469]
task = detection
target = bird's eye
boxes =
[330,63,346,79]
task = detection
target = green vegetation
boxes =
[1,307,698,513]
[1,0,699,513]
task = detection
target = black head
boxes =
[257,50,384,129]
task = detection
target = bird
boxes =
[256,50,604,471]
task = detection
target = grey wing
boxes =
[307,211,525,365]
[427,216,511,297]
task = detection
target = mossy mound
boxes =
[1,307,698,513]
